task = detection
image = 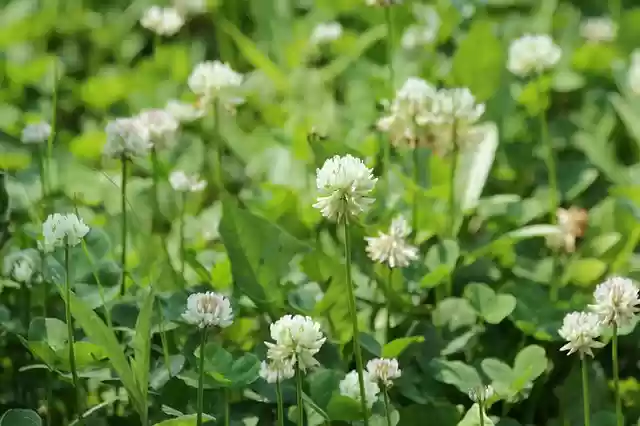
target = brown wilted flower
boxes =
[546,207,588,253]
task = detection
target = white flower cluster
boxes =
[264,315,326,373]
[103,117,153,158]
[138,109,179,146]
[165,100,205,123]
[42,213,90,252]
[311,22,343,45]
[182,291,234,329]
[580,17,617,43]
[365,215,418,268]
[188,60,244,106]
[21,121,51,144]
[628,50,640,96]
[507,34,561,78]
[378,78,484,152]
[558,311,604,357]
[169,170,207,192]
[11,259,35,283]
[173,0,207,15]
[140,6,185,36]
[366,358,402,387]
[339,370,380,409]
[401,4,440,50]
[259,359,295,384]
[313,155,377,221]
[589,276,640,327]
[468,385,494,403]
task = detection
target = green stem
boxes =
[342,215,370,426]
[448,121,459,238]
[196,329,207,426]
[382,6,395,195]
[150,146,161,232]
[120,154,128,296]
[412,148,420,235]
[37,145,48,210]
[610,0,621,23]
[212,100,224,193]
[65,243,83,425]
[276,379,285,426]
[538,84,558,225]
[80,239,112,328]
[479,400,485,426]
[612,325,622,426]
[47,61,58,198]
[383,388,393,426]
[385,267,392,344]
[43,277,52,426]
[224,389,230,426]
[582,354,591,426]
[158,302,172,378]
[296,364,305,426]
[180,191,186,278]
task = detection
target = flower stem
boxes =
[538,83,558,225]
[120,154,128,296]
[412,147,420,236]
[196,328,207,426]
[150,146,161,232]
[342,215,370,426]
[224,388,230,426]
[158,305,172,378]
[37,145,48,209]
[383,388,393,426]
[382,5,395,195]
[385,267,392,344]
[479,400,485,426]
[448,121,459,238]
[612,324,622,426]
[276,380,285,426]
[296,364,305,426]
[212,100,224,194]
[43,277,52,426]
[180,191,186,278]
[581,354,591,426]
[65,243,83,425]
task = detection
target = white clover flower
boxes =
[339,370,380,409]
[264,315,326,372]
[182,291,234,329]
[558,311,604,357]
[169,170,207,192]
[188,61,243,103]
[165,100,205,122]
[580,17,617,43]
[628,50,640,96]
[365,215,418,268]
[259,359,295,384]
[173,0,207,15]
[589,276,640,327]
[468,385,495,403]
[140,6,184,36]
[507,34,562,77]
[42,213,90,252]
[419,87,485,128]
[401,5,440,50]
[366,358,402,387]
[21,121,51,144]
[313,155,377,221]
[310,22,343,45]
[366,0,402,6]
[137,109,179,147]
[11,258,35,283]
[104,117,152,158]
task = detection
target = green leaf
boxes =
[422,240,460,288]
[309,369,343,411]
[432,298,477,331]
[321,25,387,82]
[359,332,382,357]
[131,288,155,421]
[464,283,516,324]
[457,404,495,426]
[513,345,548,384]
[152,414,215,426]
[227,353,260,388]
[429,359,483,394]
[0,409,42,426]
[565,258,607,287]
[326,394,364,421]
[219,197,310,315]
[382,336,425,358]
[28,317,68,352]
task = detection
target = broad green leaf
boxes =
[432,298,477,331]
[382,336,425,358]
[457,404,495,426]
[131,288,155,421]
[227,353,260,388]
[359,332,382,357]
[455,123,499,213]
[321,25,387,82]
[219,197,310,315]
[28,317,68,352]
[429,359,483,394]
[565,258,607,287]
[309,369,343,411]
[513,345,548,384]
[152,414,215,426]
[503,282,564,341]
[464,283,516,324]
[0,409,42,426]
[150,355,185,390]
[610,93,640,152]
[327,394,364,421]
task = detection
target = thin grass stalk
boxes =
[224,388,230,426]
[120,154,128,296]
[383,388,393,426]
[295,364,304,426]
[445,122,459,299]
[80,240,112,328]
[65,242,83,425]
[612,325,622,426]
[342,214,369,426]
[538,83,558,225]
[158,304,173,378]
[196,328,207,426]
[581,353,591,426]
[382,5,395,195]
[180,191,187,278]
[276,379,285,426]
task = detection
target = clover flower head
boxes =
[312,154,377,221]
[188,60,243,102]
[11,259,35,283]
[169,170,207,192]
[165,100,205,122]
[264,315,326,372]
[182,292,234,329]
[311,22,343,45]
[468,385,495,403]
[339,370,380,409]
[259,359,295,384]
[104,117,152,158]
[366,358,401,387]
[401,4,440,50]
[507,34,561,77]
[580,17,617,43]
[21,121,51,144]
[137,109,179,146]
[365,215,418,268]
[42,213,90,252]
[140,6,184,36]
[558,311,604,357]
[589,276,640,327]
[419,87,485,128]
